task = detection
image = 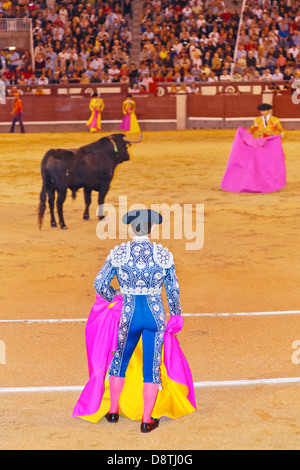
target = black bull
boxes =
[38,133,142,229]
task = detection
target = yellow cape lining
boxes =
[76,337,196,423]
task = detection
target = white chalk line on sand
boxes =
[0,377,300,394]
[0,310,299,323]
[0,310,299,393]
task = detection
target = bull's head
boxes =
[109,133,143,163]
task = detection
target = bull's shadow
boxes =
[37,133,142,229]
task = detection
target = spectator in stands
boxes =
[66,63,76,80]
[191,63,201,81]
[108,62,120,82]
[38,70,49,85]
[219,68,232,81]
[261,68,273,81]
[35,53,46,77]
[21,50,32,72]
[18,71,27,85]
[128,82,140,93]
[1,67,10,85]
[211,52,223,76]
[34,41,46,61]
[294,69,300,80]
[80,72,90,84]
[139,84,147,93]
[91,54,104,72]
[27,70,38,85]
[8,49,21,72]
[24,85,32,95]
[272,67,284,81]
[285,52,296,69]
[123,0,132,20]
[84,64,94,81]
[183,70,195,85]
[50,70,61,84]
[90,70,101,83]
[120,72,129,84]
[34,85,45,95]
[232,70,243,81]
[265,53,277,74]
[283,66,294,81]
[60,73,69,84]
[188,81,200,94]
[119,61,129,77]
[246,50,256,69]
[276,52,287,72]
[45,56,55,76]
[278,24,290,49]
[252,70,262,81]
[288,44,299,60]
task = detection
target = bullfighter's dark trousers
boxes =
[10,112,25,133]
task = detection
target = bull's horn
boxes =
[123,132,143,143]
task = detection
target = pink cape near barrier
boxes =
[73,295,196,422]
[220,127,286,193]
[88,112,99,129]
[120,113,131,131]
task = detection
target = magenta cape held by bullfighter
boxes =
[220,127,286,193]
[73,295,196,422]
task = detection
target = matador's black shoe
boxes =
[105,412,119,423]
[140,418,159,433]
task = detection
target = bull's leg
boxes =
[97,179,111,221]
[47,188,57,227]
[83,188,92,220]
[56,188,68,229]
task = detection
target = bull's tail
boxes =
[38,172,47,230]
[71,189,77,200]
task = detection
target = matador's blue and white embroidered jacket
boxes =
[94,236,182,384]
[94,236,182,317]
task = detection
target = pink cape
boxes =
[73,295,196,420]
[220,127,286,193]
[88,112,99,129]
[120,112,131,131]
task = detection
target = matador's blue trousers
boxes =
[117,296,164,383]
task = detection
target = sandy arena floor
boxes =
[0,130,299,450]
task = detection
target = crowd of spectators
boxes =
[232,0,300,85]
[137,0,240,88]
[0,0,134,87]
[0,0,299,92]
[136,0,300,91]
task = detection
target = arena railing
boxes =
[5,81,293,97]
[1,81,298,130]
[0,18,32,31]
